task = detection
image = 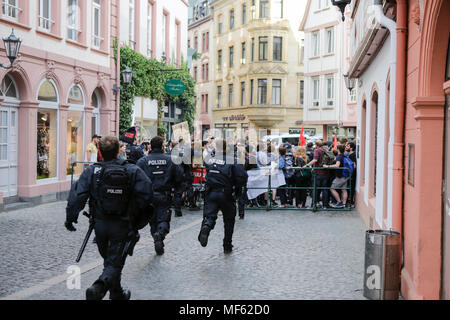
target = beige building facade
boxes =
[210,0,309,139]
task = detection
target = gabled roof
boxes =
[299,0,313,31]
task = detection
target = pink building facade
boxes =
[0,0,120,209]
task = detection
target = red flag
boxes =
[299,125,306,147]
[333,133,338,149]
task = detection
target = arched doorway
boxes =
[0,74,20,197]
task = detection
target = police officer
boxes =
[65,136,152,300]
[198,139,248,253]
[137,136,184,255]
[126,136,145,164]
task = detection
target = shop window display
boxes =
[66,110,84,175]
[37,109,57,179]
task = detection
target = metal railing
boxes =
[244,166,353,212]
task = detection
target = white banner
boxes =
[246,163,286,200]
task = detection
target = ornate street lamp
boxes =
[113,66,133,94]
[1,29,22,69]
[331,0,352,22]
[343,73,355,92]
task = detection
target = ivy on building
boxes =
[119,46,196,136]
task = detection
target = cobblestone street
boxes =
[0,201,366,300]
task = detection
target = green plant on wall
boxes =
[119,46,196,136]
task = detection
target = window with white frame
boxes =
[349,87,356,103]
[299,80,304,105]
[326,75,334,107]
[326,27,334,54]
[312,31,319,57]
[92,0,102,48]
[68,0,80,41]
[129,0,135,49]
[39,0,52,31]
[272,0,283,19]
[147,1,153,57]
[162,12,167,55]
[2,0,20,20]
[317,0,330,10]
[241,4,246,24]
[272,79,281,105]
[259,0,268,18]
[229,9,234,30]
[312,77,320,107]
[240,82,245,106]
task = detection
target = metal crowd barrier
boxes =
[244,166,352,212]
[70,161,96,185]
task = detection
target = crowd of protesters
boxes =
[82,130,357,211]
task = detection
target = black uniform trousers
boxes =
[238,186,247,215]
[203,189,236,243]
[94,217,129,293]
[149,192,171,239]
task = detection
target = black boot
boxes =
[223,240,233,254]
[153,232,164,255]
[175,210,182,217]
[86,280,107,300]
[239,211,244,219]
[198,225,211,247]
[109,288,131,300]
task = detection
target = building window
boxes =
[241,42,246,64]
[92,0,102,48]
[162,11,167,57]
[312,77,320,107]
[312,31,319,57]
[68,0,80,41]
[251,38,255,62]
[201,33,206,52]
[259,0,268,18]
[228,84,233,107]
[218,15,223,34]
[250,79,254,104]
[194,35,198,51]
[300,80,304,105]
[204,63,209,81]
[202,93,209,113]
[300,39,305,64]
[273,0,283,19]
[273,37,282,61]
[218,50,222,70]
[326,27,334,54]
[326,75,334,107]
[272,79,281,105]
[259,36,268,61]
[257,79,267,104]
[242,4,246,24]
[2,0,19,20]
[193,66,197,81]
[205,31,209,51]
[240,82,245,106]
[349,87,356,103]
[217,86,222,108]
[229,9,234,30]
[229,46,234,68]
[128,0,135,49]
[39,0,52,31]
[147,1,153,57]
[37,80,59,180]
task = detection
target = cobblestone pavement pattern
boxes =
[0,201,366,300]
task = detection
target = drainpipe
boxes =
[391,0,407,248]
[115,0,121,136]
[368,0,397,229]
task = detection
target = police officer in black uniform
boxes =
[126,136,145,164]
[65,136,152,300]
[198,139,248,253]
[137,136,184,255]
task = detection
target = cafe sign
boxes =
[164,79,186,95]
[222,114,246,121]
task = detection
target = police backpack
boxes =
[97,160,131,216]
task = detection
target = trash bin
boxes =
[363,230,401,300]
